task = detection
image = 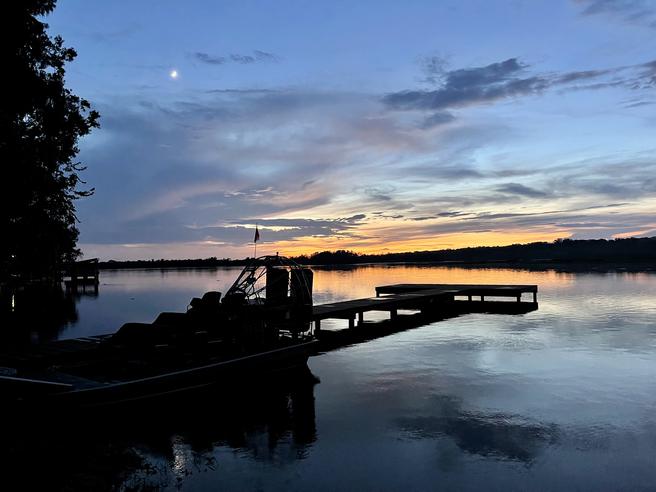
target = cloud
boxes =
[230,54,257,64]
[574,0,656,29]
[175,215,371,245]
[407,211,468,221]
[86,198,364,246]
[419,55,449,85]
[495,183,550,198]
[85,22,142,43]
[555,68,615,83]
[419,111,456,129]
[418,207,654,240]
[548,156,656,199]
[194,50,280,66]
[384,123,510,184]
[364,185,395,202]
[437,211,467,217]
[640,60,656,85]
[383,57,656,112]
[623,100,655,108]
[194,52,226,65]
[445,58,527,88]
[231,50,279,63]
[393,163,485,183]
[383,58,549,111]
[75,89,426,249]
[206,88,279,95]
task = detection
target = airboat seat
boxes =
[153,312,187,326]
[111,322,157,346]
[113,321,196,346]
[201,291,222,304]
[189,291,222,312]
[222,291,247,306]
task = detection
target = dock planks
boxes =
[311,283,537,330]
[375,283,537,297]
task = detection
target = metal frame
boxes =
[225,255,312,305]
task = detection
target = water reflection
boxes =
[0,284,78,344]
[396,394,558,464]
[0,369,318,490]
[319,300,537,352]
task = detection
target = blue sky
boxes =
[47,0,656,259]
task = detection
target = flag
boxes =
[254,225,260,243]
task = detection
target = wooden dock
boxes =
[375,283,537,301]
[311,283,537,331]
[62,258,99,293]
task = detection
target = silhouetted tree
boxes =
[2,1,99,280]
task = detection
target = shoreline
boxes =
[97,259,656,273]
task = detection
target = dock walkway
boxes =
[311,283,537,331]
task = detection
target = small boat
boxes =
[0,256,317,407]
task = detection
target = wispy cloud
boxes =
[85,22,142,42]
[574,0,656,29]
[193,50,280,65]
[495,183,550,198]
[194,52,226,65]
[419,111,456,129]
[419,54,449,85]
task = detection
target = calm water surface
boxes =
[4,265,656,490]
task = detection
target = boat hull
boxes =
[2,340,317,408]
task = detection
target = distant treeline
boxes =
[98,237,656,269]
[297,237,656,265]
[99,258,248,269]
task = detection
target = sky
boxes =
[46,0,656,260]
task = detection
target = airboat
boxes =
[0,256,317,407]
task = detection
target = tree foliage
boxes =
[2,1,99,280]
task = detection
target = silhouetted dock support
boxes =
[63,258,99,294]
[311,283,538,333]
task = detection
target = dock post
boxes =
[348,316,355,329]
[468,295,472,302]
[481,295,485,302]
[358,312,364,325]
[390,309,398,320]
[533,292,537,303]
[516,294,521,303]
[315,319,321,334]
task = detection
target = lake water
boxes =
[3,265,656,490]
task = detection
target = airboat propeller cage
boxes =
[224,255,313,306]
